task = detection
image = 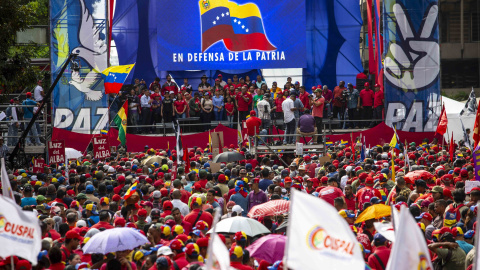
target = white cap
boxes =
[157,246,173,256]
[232,205,243,214]
[169,91,175,94]
[76,220,87,228]
[299,165,306,170]
[31,175,38,181]
[108,167,115,173]
[346,166,353,173]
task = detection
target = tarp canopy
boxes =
[442,96,475,143]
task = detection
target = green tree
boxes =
[0,0,50,101]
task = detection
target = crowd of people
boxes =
[0,131,478,269]
[108,73,384,136]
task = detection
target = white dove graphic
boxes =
[69,0,107,101]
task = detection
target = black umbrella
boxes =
[212,152,245,163]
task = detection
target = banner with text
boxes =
[48,140,65,165]
[32,158,45,174]
[50,0,109,133]
[383,0,441,132]
[156,0,306,70]
[93,135,110,160]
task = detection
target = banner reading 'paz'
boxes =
[285,190,365,270]
[383,0,441,132]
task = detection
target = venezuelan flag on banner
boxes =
[113,101,128,145]
[199,0,276,52]
[124,181,138,200]
[102,64,135,94]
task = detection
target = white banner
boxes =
[285,190,365,270]
[386,206,433,270]
[1,158,13,199]
[0,195,42,264]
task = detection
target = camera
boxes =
[341,90,349,101]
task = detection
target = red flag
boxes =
[183,144,190,174]
[435,104,448,136]
[350,133,355,161]
[473,100,480,147]
[217,133,223,154]
[449,132,454,162]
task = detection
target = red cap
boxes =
[365,177,374,184]
[67,190,75,196]
[419,212,433,222]
[112,194,121,202]
[284,177,292,184]
[65,231,82,240]
[364,82,370,87]
[195,221,208,231]
[26,92,32,97]
[253,178,260,184]
[374,84,380,88]
[321,176,328,183]
[250,110,256,116]
[114,217,126,227]
[138,209,147,217]
[169,239,184,250]
[16,260,31,270]
[154,180,164,187]
[218,174,226,183]
[117,175,126,183]
[163,200,173,211]
[196,237,209,247]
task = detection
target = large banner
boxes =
[383,0,441,132]
[51,0,109,133]
[156,0,306,70]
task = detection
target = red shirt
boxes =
[198,179,208,188]
[357,73,368,79]
[225,103,235,116]
[333,86,346,107]
[91,221,115,230]
[360,89,375,107]
[184,209,214,228]
[161,82,178,96]
[274,97,285,112]
[367,246,391,270]
[373,90,384,108]
[173,253,189,269]
[318,186,344,206]
[49,263,65,270]
[305,163,317,179]
[180,189,191,204]
[246,159,259,168]
[344,195,356,211]
[236,93,253,111]
[246,116,262,136]
[230,262,255,270]
[299,92,310,109]
[174,100,187,113]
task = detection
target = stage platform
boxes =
[8,145,46,155]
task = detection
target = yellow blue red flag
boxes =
[102,64,135,94]
[124,181,138,200]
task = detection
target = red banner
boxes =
[93,135,111,160]
[48,140,65,165]
[32,158,45,174]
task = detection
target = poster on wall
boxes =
[383,0,441,132]
[156,0,306,70]
[50,0,109,134]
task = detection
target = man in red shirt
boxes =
[245,110,262,146]
[170,239,189,269]
[372,84,384,127]
[91,211,114,230]
[61,231,82,262]
[298,86,310,110]
[161,75,178,96]
[184,197,213,228]
[359,82,374,128]
[236,86,253,122]
[344,185,356,211]
[367,233,391,270]
[311,87,325,144]
[230,246,254,270]
[356,177,382,211]
[319,178,345,206]
[332,81,346,129]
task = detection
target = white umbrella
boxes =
[65,148,83,160]
[207,216,270,237]
[82,228,149,254]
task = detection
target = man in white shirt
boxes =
[281,90,297,145]
[34,80,45,102]
[257,93,271,129]
[140,89,152,134]
[171,190,189,217]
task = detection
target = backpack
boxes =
[359,188,375,210]
[445,203,465,226]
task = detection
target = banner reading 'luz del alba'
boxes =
[156,0,306,70]
[383,0,441,132]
